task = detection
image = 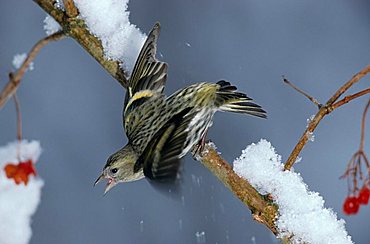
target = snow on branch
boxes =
[0,140,43,244]
[12,54,34,71]
[74,0,146,72]
[43,15,61,35]
[198,143,279,235]
[234,140,353,244]
[35,0,140,86]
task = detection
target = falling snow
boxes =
[195,231,206,244]
[178,219,183,230]
[251,236,256,244]
[139,220,144,232]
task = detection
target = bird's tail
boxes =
[215,80,267,118]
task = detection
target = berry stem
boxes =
[13,93,22,161]
[360,98,369,151]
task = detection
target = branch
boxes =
[327,66,370,105]
[0,31,65,110]
[331,89,370,111]
[197,66,369,236]
[283,76,321,108]
[62,0,78,18]
[360,98,370,150]
[284,65,370,170]
[34,0,128,87]
[197,144,278,235]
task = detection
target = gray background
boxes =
[1,0,369,243]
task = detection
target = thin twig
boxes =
[284,65,370,171]
[359,99,370,150]
[283,76,322,108]
[13,93,22,161]
[13,94,22,142]
[331,89,370,111]
[339,97,370,196]
[326,66,370,105]
[0,31,65,110]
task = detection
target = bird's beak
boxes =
[94,173,117,195]
[104,178,117,195]
[94,173,104,187]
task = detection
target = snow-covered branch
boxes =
[196,66,369,242]
[34,0,146,87]
[196,143,279,235]
[234,140,352,243]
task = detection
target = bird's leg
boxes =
[199,128,209,151]
[192,128,209,158]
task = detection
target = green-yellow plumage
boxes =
[94,23,266,194]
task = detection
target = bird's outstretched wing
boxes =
[123,22,168,119]
[134,107,196,181]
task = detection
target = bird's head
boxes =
[94,145,144,194]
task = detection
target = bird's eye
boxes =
[111,168,118,174]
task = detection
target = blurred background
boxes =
[0,0,369,243]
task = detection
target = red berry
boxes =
[4,159,37,185]
[358,186,370,205]
[343,196,360,215]
[4,164,18,178]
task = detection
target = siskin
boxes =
[94,23,266,194]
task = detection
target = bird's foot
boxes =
[191,129,208,159]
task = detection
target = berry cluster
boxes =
[340,99,369,215]
[343,185,370,215]
[4,159,37,185]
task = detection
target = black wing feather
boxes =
[124,22,168,108]
[123,22,168,137]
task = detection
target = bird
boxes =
[94,22,266,194]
